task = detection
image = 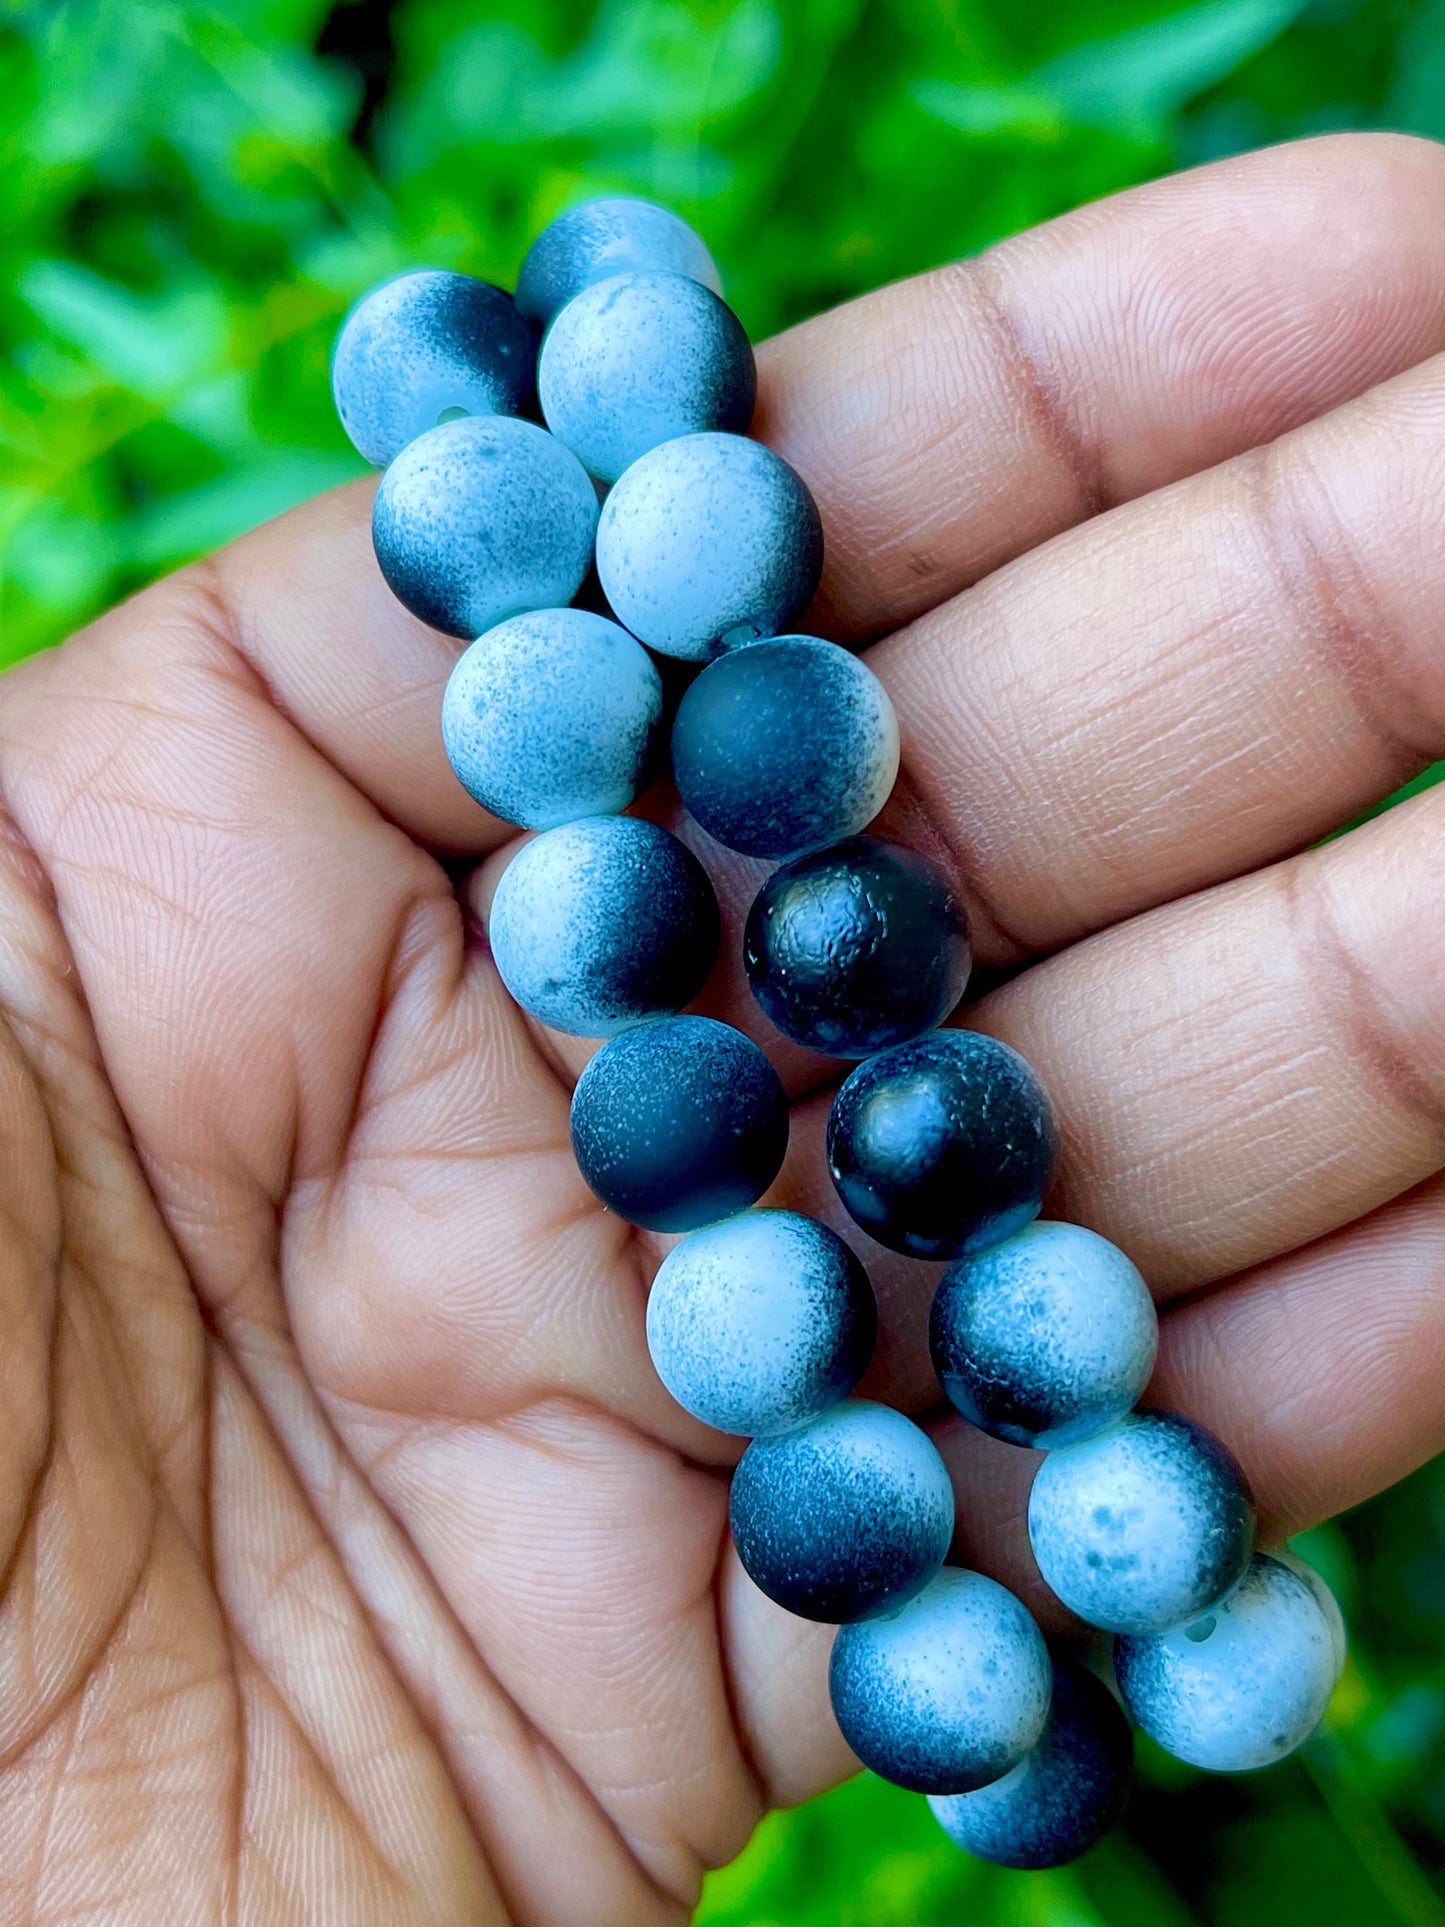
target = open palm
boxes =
[2,134,1445,1924]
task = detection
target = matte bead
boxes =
[930,1220,1158,1449]
[442,608,661,829]
[930,1660,1133,1868]
[729,1401,954,1623]
[745,837,969,1056]
[488,817,718,1036]
[1027,1411,1255,1636]
[1115,1552,1344,1771]
[671,636,898,860]
[570,1016,787,1232]
[596,433,823,660]
[827,1032,1056,1260]
[540,271,755,484]
[830,1568,1050,1794]
[517,197,722,330]
[332,270,535,467]
[646,1210,876,1436]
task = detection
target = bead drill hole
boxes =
[1184,1615,1217,1644]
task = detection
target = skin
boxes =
[0,131,1444,1923]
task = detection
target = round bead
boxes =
[539,271,755,485]
[645,1210,876,1436]
[827,1032,1056,1260]
[570,1016,787,1233]
[596,433,823,660]
[332,271,535,467]
[373,416,598,639]
[730,1401,954,1623]
[829,1569,1050,1794]
[442,609,662,829]
[929,1220,1158,1449]
[1027,1411,1255,1636]
[929,1660,1133,1868]
[1115,1551,1344,1771]
[488,818,718,1037]
[517,197,722,330]
[671,636,899,859]
[745,838,970,1057]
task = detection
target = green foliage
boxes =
[3,1,1445,1921]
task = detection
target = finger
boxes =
[866,344,1445,963]
[1150,1173,1445,1539]
[762,132,1445,638]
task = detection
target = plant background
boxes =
[4,0,1445,1920]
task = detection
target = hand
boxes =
[0,131,1443,1925]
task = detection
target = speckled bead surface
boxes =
[646,1210,876,1436]
[930,1220,1158,1449]
[929,1660,1133,1868]
[830,1568,1050,1794]
[373,415,598,639]
[332,271,535,467]
[570,1016,787,1233]
[1115,1552,1344,1771]
[671,637,899,860]
[516,197,722,330]
[730,1401,954,1623]
[442,608,661,829]
[539,271,755,485]
[745,837,970,1057]
[827,1032,1057,1260]
[1028,1411,1255,1636]
[596,433,823,660]
[488,817,718,1036]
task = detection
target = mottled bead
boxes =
[539,271,755,485]
[930,1660,1133,1868]
[442,609,661,829]
[373,416,598,639]
[1028,1411,1255,1636]
[570,1016,787,1232]
[488,817,718,1036]
[745,838,970,1057]
[671,637,899,860]
[646,1210,876,1436]
[730,1401,954,1623]
[930,1221,1158,1449]
[332,271,535,467]
[830,1569,1050,1794]
[1116,1552,1344,1771]
[517,197,722,330]
[827,1032,1056,1260]
[596,433,823,660]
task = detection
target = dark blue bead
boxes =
[373,416,598,639]
[830,1569,1050,1793]
[517,197,722,329]
[745,838,970,1057]
[929,1221,1157,1449]
[930,1660,1133,1868]
[539,271,755,485]
[570,1016,787,1232]
[729,1401,954,1623]
[489,817,718,1037]
[827,1032,1057,1260]
[596,433,823,660]
[671,636,898,860]
[332,270,536,467]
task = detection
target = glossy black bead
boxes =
[744,837,970,1056]
[827,1032,1057,1260]
[569,1016,788,1232]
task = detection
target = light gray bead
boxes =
[442,609,662,828]
[1115,1551,1344,1770]
[517,197,722,329]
